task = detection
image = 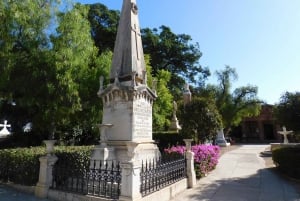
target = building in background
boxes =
[231,104,280,142]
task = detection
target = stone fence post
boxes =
[184,139,196,188]
[119,142,142,201]
[35,140,58,198]
[119,161,142,201]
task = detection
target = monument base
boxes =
[107,141,161,163]
[90,145,116,168]
[169,119,181,133]
[216,130,230,147]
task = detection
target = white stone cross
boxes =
[0,120,11,137]
[278,126,293,144]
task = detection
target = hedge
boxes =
[272,146,300,179]
[0,146,94,186]
[153,132,185,151]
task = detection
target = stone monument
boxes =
[96,0,160,164]
[278,126,293,144]
[169,101,182,132]
[271,126,296,151]
[216,129,230,147]
[183,83,192,107]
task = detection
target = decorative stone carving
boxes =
[169,101,181,132]
[131,2,138,14]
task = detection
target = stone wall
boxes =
[47,179,187,201]
[139,179,187,201]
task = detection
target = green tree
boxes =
[178,97,222,143]
[213,66,261,134]
[0,0,58,100]
[0,2,103,145]
[87,3,119,54]
[48,3,102,142]
[0,0,61,144]
[152,70,174,131]
[68,50,112,144]
[145,55,173,131]
[276,92,300,137]
[142,26,210,97]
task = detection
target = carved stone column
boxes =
[35,155,58,198]
[184,139,196,188]
[119,142,142,201]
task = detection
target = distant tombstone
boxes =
[183,83,192,106]
[169,101,181,132]
[0,120,11,138]
[216,129,230,147]
[278,126,293,144]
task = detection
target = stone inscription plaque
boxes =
[133,99,152,139]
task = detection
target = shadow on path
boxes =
[185,168,300,201]
[0,185,50,201]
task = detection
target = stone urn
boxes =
[43,140,56,156]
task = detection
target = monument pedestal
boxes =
[107,141,160,163]
[35,155,58,198]
[169,116,181,132]
[119,161,142,201]
[91,145,116,164]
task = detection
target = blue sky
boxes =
[76,0,300,104]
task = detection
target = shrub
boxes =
[272,146,300,179]
[0,145,94,186]
[54,146,93,170]
[0,147,45,185]
[192,145,220,177]
[164,144,220,178]
[153,132,185,151]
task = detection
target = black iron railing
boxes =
[140,154,186,197]
[52,160,121,200]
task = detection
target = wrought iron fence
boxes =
[140,154,186,197]
[52,160,121,200]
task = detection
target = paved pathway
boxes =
[172,145,300,201]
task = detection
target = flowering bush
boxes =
[164,144,220,178]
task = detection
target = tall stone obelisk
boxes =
[97,0,159,161]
